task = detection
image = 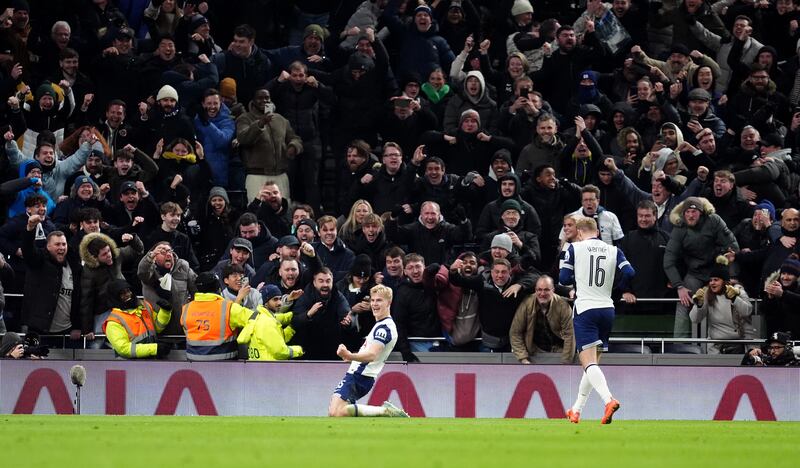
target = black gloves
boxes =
[156,341,172,359]
[453,205,468,223]
[391,206,405,218]
[402,351,420,363]
[156,299,172,312]
[424,263,440,277]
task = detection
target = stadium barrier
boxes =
[0,359,794,420]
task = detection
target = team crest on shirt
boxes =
[375,328,388,341]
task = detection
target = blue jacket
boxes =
[194,104,235,187]
[7,140,96,199]
[5,160,57,218]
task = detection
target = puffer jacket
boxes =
[237,305,303,360]
[194,103,235,187]
[663,197,739,287]
[236,103,303,176]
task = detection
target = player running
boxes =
[328,284,409,417]
[559,217,635,424]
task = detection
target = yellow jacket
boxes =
[237,305,303,360]
[104,302,171,358]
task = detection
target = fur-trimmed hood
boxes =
[79,232,119,269]
[669,196,715,227]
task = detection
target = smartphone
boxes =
[362,296,370,302]
[395,98,411,108]
[240,277,249,287]
[520,88,530,99]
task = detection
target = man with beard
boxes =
[22,218,85,342]
[618,200,671,313]
[665,197,739,337]
[291,268,353,360]
[314,216,355,283]
[443,71,498,134]
[237,88,303,202]
[337,139,378,215]
[423,252,481,350]
[631,44,722,85]
[267,24,332,73]
[137,241,197,336]
[743,332,800,367]
[379,93,438,158]
[450,256,536,353]
[181,271,254,361]
[103,181,160,239]
[385,201,471,266]
[762,257,800,337]
[254,236,322,290]
[510,275,575,364]
[137,84,196,156]
[102,279,172,359]
[195,88,235,188]
[729,64,792,135]
[63,148,107,196]
[248,181,292,239]
[145,202,199,271]
[532,25,607,116]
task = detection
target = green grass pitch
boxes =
[1,416,796,467]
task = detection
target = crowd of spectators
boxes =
[1,0,800,362]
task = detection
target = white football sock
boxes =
[572,371,593,412]
[584,364,613,404]
[347,404,387,417]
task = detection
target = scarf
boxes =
[421,83,450,104]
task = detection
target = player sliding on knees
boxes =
[328,284,409,418]
[559,217,635,424]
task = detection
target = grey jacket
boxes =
[137,248,197,335]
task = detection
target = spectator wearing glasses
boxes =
[742,332,800,366]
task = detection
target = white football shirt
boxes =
[348,316,398,378]
[560,238,633,314]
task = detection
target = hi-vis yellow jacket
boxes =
[237,305,303,361]
[103,301,170,358]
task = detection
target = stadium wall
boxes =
[2,361,797,420]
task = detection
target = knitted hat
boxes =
[687,88,712,102]
[760,132,784,148]
[500,198,522,214]
[491,233,513,252]
[12,0,29,12]
[492,149,513,166]
[511,0,533,16]
[35,82,56,100]
[579,70,597,83]
[24,160,41,176]
[261,284,282,302]
[709,256,730,282]
[0,332,23,356]
[460,109,480,126]
[449,0,463,11]
[219,78,237,99]
[350,254,373,278]
[73,175,95,191]
[754,199,776,220]
[156,84,179,102]
[208,186,230,205]
[304,24,328,40]
[348,52,374,72]
[780,257,800,276]
[682,197,703,215]
[414,4,433,16]
[231,237,253,254]
[195,272,221,293]
[669,43,690,56]
[190,14,209,31]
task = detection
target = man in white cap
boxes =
[138,84,196,154]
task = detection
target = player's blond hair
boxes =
[575,217,598,233]
[370,284,393,302]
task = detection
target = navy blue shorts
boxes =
[573,307,615,352]
[333,373,375,404]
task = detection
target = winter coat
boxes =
[51,179,105,231]
[248,197,293,239]
[145,227,199,272]
[21,227,84,333]
[220,221,278,271]
[354,162,417,216]
[391,279,440,354]
[137,248,197,336]
[212,46,272,104]
[690,285,754,354]
[313,238,355,284]
[728,79,792,135]
[648,1,728,57]
[664,197,739,288]
[518,136,566,175]
[385,216,472,266]
[79,232,144,320]
[236,103,303,176]
[420,129,515,177]
[424,264,480,346]
[510,293,574,363]
[1,160,56,218]
[6,140,97,200]
[348,230,390,272]
[382,0,455,79]
[762,270,800,338]
[701,188,754,231]
[291,284,353,360]
[266,78,336,142]
[194,103,235,187]
[618,226,670,299]
[442,71,500,133]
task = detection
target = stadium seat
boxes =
[664,344,703,354]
